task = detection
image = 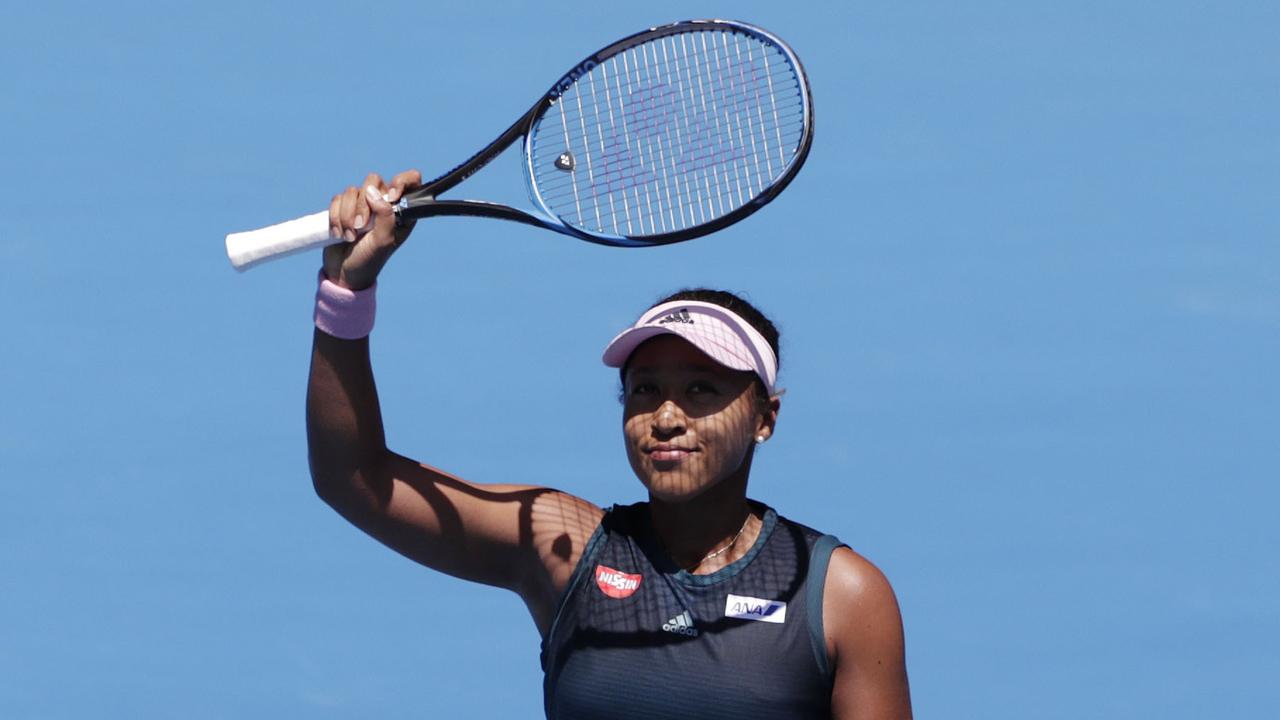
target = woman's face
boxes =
[622,335,773,502]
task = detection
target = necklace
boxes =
[699,513,753,565]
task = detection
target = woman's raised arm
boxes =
[305,171,602,632]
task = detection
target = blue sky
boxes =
[2,1,1277,717]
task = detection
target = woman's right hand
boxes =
[322,169,423,291]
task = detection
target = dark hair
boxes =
[617,288,781,405]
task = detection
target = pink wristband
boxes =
[314,270,376,339]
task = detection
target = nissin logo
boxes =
[595,564,642,598]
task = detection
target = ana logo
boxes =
[724,594,787,624]
[595,565,642,599]
[656,309,694,325]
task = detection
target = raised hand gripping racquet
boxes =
[225,19,813,271]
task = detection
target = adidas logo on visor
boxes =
[656,309,694,325]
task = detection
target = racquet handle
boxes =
[225,210,336,271]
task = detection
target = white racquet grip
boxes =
[225,210,336,271]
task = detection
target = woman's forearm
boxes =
[306,330,390,508]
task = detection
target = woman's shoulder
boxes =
[762,509,892,599]
[766,511,893,600]
[825,545,896,599]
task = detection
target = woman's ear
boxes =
[755,394,781,443]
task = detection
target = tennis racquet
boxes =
[225,19,813,271]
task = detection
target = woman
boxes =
[308,172,912,718]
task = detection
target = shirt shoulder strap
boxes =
[804,533,844,678]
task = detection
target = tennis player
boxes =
[307,172,912,719]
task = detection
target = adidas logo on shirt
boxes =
[662,610,699,637]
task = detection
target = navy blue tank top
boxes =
[541,502,843,719]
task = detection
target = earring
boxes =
[755,435,765,443]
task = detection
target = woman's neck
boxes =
[647,472,759,573]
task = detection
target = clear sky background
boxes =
[2,1,1277,717]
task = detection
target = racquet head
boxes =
[523,19,814,247]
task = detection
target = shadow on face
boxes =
[620,336,764,500]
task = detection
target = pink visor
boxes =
[601,300,778,394]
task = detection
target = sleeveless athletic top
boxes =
[541,501,843,719]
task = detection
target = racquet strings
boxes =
[529,29,806,238]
